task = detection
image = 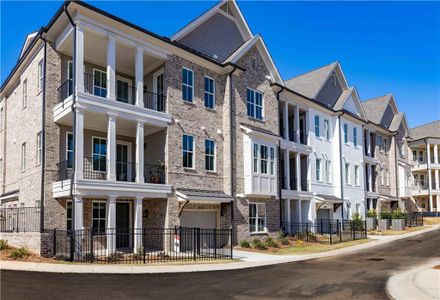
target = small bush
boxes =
[9,247,30,259]
[251,238,267,250]
[294,232,306,240]
[276,230,286,240]
[367,209,377,218]
[380,209,392,220]
[83,252,94,261]
[391,208,406,219]
[239,240,251,248]
[307,231,317,242]
[264,237,279,248]
[157,252,170,259]
[352,213,364,230]
[0,239,8,251]
[108,252,123,263]
[279,236,290,245]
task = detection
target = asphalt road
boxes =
[2,229,439,300]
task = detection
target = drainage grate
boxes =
[366,258,385,261]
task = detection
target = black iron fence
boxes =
[0,207,40,232]
[144,163,165,184]
[53,227,232,263]
[281,219,367,245]
[405,213,424,227]
[57,79,73,103]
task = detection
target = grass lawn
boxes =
[424,217,440,225]
[368,226,425,236]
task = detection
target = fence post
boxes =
[90,229,94,263]
[320,219,323,235]
[352,221,355,241]
[197,228,201,256]
[339,220,342,243]
[364,220,367,239]
[16,209,19,233]
[230,228,233,259]
[306,223,309,242]
[329,222,333,245]
[214,228,217,259]
[193,228,197,261]
[70,230,74,262]
[53,228,57,257]
[142,228,146,264]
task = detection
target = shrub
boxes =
[380,209,392,220]
[367,209,377,218]
[108,252,123,263]
[133,246,144,260]
[352,213,364,230]
[279,236,290,245]
[54,254,69,261]
[264,237,279,248]
[251,238,267,250]
[276,230,286,240]
[9,247,30,259]
[294,232,306,240]
[83,252,94,262]
[0,239,8,251]
[239,240,251,248]
[391,208,406,219]
[307,231,317,242]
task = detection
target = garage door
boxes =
[180,210,217,229]
[316,208,330,220]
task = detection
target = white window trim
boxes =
[324,119,329,141]
[345,162,351,185]
[93,68,107,97]
[204,76,216,109]
[22,79,27,109]
[182,67,194,103]
[249,202,267,234]
[325,160,331,183]
[343,124,349,144]
[92,200,107,234]
[38,59,43,92]
[353,127,357,147]
[247,88,264,121]
[183,134,195,169]
[205,138,216,172]
[21,142,27,172]
[66,132,73,169]
[252,142,275,175]
[153,68,165,110]
[316,158,322,182]
[354,165,360,186]
[36,132,42,165]
[92,136,107,172]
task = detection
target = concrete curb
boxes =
[386,260,440,300]
[1,225,439,274]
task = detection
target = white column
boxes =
[436,195,440,212]
[136,121,145,183]
[107,114,117,181]
[366,130,371,156]
[75,108,84,180]
[106,195,116,254]
[284,102,289,140]
[74,25,84,93]
[304,110,309,144]
[296,200,302,223]
[429,195,434,212]
[427,143,431,164]
[368,164,372,192]
[135,47,144,108]
[134,196,143,252]
[434,145,438,164]
[73,195,83,230]
[296,152,301,191]
[294,106,300,143]
[107,34,116,100]
[307,155,312,192]
[428,169,433,191]
[435,170,439,190]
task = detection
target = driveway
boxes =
[2,228,439,299]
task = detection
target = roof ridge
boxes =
[285,61,338,82]
[410,120,440,130]
[362,93,392,103]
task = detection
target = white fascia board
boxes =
[240,125,280,142]
[55,25,73,50]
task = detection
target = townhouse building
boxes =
[409,120,440,212]
[0,0,284,253]
[362,94,412,214]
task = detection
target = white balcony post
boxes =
[435,170,439,190]
[434,144,438,164]
[136,121,145,183]
[294,106,300,143]
[368,164,372,192]
[134,196,143,252]
[296,200,302,223]
[429,195,433,212]
[73,195,83,230]
[107,34,116,100]
[284,150,290,190]
[74,108,84,180]
[366,130,371,156]
[427,143,431,164]
[296,152,301,191]
[106,195,116,255]
[436,195,440,212]
[307,155,312,192]
[284,101,289,140]
[135,47,144,108]
[74,25,84,93]
[107,114,117,181]
[285,199,291,232]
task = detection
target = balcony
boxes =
[280,101,309,149]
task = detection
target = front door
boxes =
[116,202,130,249]
[116,144,130,181]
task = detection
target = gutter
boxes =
[275,86,285,228]
[337,114,345,219]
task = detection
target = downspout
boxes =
[276,87,285,228]
[227,65,236,244]
[64,5,77,230]
[337,114,344,219]
[39,31,48,233]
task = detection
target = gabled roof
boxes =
[389,113,404,132]
[171,0,253,42]
[284,62,338,99]
[362,94,393,124]
[19,31,39,59]
[224,34,283,84]
[411,120,440,140]
[338,87,368,121]
[333,87,353,111]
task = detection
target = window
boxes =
[35,200,40,212]
[353,127,357,147]
[204,77,215,109]
[21,142,26,171]
[182,134,194,168]
[354,165,360,186]
[377,135,382,151]
[260,145,268,174]
[36,132,42,165]
[413,150,417,161]
[93,69,107,97]
[314,115,320,137]
[325,160,331,183]
[92,202,106,234]
[253,144,258,173]
[66,133,73,169]
[92,137,107,172]
[383,138,387,153]
[270,147,275,175]
[316,158,322,181]
[343,124,348,144]
[38,59,43,91]
[324,119,330,140]
[345,163,350,184]
[249,203,266,233]
[247,88,263,120]
[66,201,72,231]
[419,151,424,162]
[420,174,425,186]
[205,139,215,171]
[22,79,27,108]
[182,68,194,102]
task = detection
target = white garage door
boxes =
[180,211,217,229]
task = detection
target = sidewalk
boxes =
[387,260,440,300]
[1,225,438,274]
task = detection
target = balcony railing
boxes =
[299,132,308,145]
[144,163,165,184]
[116,161,135,182]
[84,156,107,180]
[57,74,166,113]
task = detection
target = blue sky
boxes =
[1,1,439,128]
